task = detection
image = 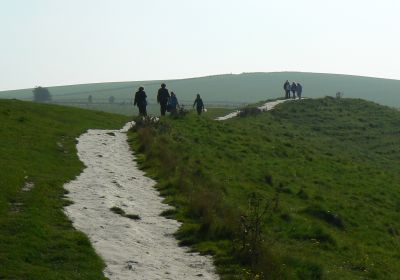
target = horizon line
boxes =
[1,71,400,93]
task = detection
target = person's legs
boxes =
[160,102,167,116]
[197,108,202,115]
[138,105,145,116]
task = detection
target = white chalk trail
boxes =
[214,110,241,121]
[215,98,295,121]
[64,122,218,280]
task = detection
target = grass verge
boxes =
[0,99,130,279]
[129,98,400,279]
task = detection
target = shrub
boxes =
[171,106,189,119]
[33,86,51,102]
[237,193,273,265]
[131,116,160,131]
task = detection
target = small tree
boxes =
[239,193,269,265]
[33,86,52,102]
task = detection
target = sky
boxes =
[0,0,399,91]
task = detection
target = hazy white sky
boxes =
[0,0,399,90]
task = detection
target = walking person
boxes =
[193,94,204,115]
[157,83,170,116]
[296,83,303,99]
[283,80,291,99]
[133,86,147,116]
[291,82,297,99]
[168,92,180,115]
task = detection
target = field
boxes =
[130,97,400,279]
[1,72,400,116]
[1,94,400,279]
[0,100,130,279]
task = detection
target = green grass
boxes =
[0,99,130,279]
[129,97,400,279]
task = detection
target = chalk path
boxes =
[64,122,218,280]
[215,98,294,121]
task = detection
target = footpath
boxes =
[64,123,218,280]
[63,98,298,279]
[216,99,293,121]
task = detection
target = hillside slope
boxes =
[1,72,400,109]
[0,100,129,279]
[131,98,400,279]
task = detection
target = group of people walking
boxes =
[133,83,205,117]
[283,80,303,99]
[134,81,303,117]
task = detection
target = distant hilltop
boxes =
[1,72,400,107]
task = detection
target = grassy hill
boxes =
[0,99,129,279]
[130,98,400,279]
[0,72,399,116]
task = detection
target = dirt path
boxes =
[215,99,293,121]
[64,123,218,280]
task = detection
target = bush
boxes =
[130,116,160,132]
[171,106,189,119]
[33,86,51,102]
[237,192,277,266]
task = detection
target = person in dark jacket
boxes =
[193,94,204,115]
[168,92,179,115]
[291,82,297,99]
[133,86,147,116]
[157,83,170,116]
[283,80,291,99]
[296,83,303,99]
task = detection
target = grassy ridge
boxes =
[0,100,129,279]
[1,72,400,109]
[130,98,400,279]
